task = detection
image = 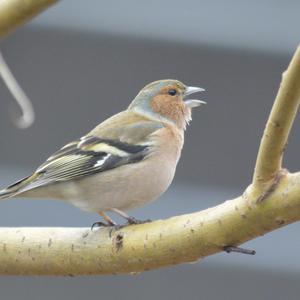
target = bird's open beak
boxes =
[184,86,206,108]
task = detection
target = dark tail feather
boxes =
[0,176,31,199]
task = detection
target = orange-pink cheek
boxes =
[150,95,186,125]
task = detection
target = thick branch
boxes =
[252,46,300,192]
[0,6,299,273]
[0,171,299,276]
[0,0,58,38]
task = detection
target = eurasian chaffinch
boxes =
[0,79,205,226]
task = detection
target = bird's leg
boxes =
[99,211,117,226]
[223,245,256,255]
[110,208,152,225]
[91,211,118,230]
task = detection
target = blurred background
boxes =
[1,0,300,299]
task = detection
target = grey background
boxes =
[0,0,300,299]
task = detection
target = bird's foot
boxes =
[91,221,127,237]
[223,245,256,255]
[91,217,152,236]
[107,219,152,237]
[126,217,152,225]
[91,220,116,231]
[109,208,152,226]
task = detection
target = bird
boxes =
[0,79,205,227]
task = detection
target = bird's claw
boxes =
[91,217,152,235]
[91,221,114,231]
[127,217,152,225]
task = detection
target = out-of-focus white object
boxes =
[0,51,35,129]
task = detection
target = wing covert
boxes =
[23,136,150,191]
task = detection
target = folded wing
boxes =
[12,136,150,193]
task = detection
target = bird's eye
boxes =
[168,89,177,96]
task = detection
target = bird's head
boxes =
[128,79,205,129]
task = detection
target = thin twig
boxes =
[0,51,35,129]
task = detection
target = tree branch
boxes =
[0,171,299,276]
[0,52,35,128]
[252,46,300,195]
[0,37,300,273]
[0,0,58,38]
[0,0,59,128]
